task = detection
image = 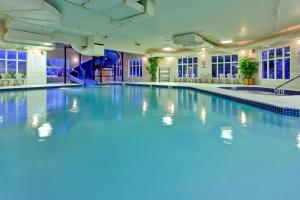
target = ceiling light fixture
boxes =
[240,50,246,55]
[297,40,300,45]
[163,47,172,51]
[43,42,52,46]
[221,39,233,44]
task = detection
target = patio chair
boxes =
[13,73,26,85]
[207,74,213,83]
[226,74,233,84]
[235,74,244,84]
[190,77,196,83]
[0,73,12,86]
[203,74,210,83]
[195,74,202,83]
[219,74,226,84]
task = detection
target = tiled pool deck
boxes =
[125,82,300,117]
[0,83,80,91]
[0,82,300,117]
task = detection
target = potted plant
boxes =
[238,57,259,85]
[146,57,161,82]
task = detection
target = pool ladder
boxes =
[274,89,285,95]
[274,74,300,95]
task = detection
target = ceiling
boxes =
[1,0,300,53]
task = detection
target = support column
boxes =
[113,64,116,82]
[121,52,124,82]
[64,46,67,84]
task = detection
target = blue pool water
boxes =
[1,85,300,200]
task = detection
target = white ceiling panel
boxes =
[3,0,300,52]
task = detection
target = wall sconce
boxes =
[240,50,246,55]
[31,49,44,56]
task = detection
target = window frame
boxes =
[177,56,198,78]
[211,54,238,78]
[261,46,291,80]
[128,59,143,78]
[0,49,27,74]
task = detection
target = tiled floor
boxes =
[0,83,80,91]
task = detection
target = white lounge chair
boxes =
[235,74,244,84]
[226,74,233,84]
[13,73,26,85]
[217,74,225,84]
[203,74,211,83]
[0,73,12,86]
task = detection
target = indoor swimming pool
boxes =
[1,85,300,200]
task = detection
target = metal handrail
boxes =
[275,74,300,94]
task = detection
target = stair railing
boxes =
[275,74,300,95]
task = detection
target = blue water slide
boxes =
[68,50,120,86]
[102,50,120,67]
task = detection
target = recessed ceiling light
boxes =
[162,47,172,51]
[221,39,233,44]
[202,48,206,51]
[240,50,246,55]
[43,42,52,46]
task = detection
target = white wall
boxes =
[26,50,47,85]
[124,37,300,89]
[156,52,212,82]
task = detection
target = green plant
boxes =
[238,57,259,79]
[146,57,161,82]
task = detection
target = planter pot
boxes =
[244,78,254,85]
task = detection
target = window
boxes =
[128,59,142,77]
[211,55,238,78]
[178,57,198,77]
[0,50,27,75]
[261,46,290,80]
[115,59,123,78]
[47,58,66,77]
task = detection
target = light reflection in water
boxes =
[31,114,40,128]
[142,101,148,116]
[241,111,247,127]
[38,123,53,142]
[297,134,300,149]
[0,115,4,124]
[168,103,175,116]
[162,115,173,126]
[200,107,207,125]
[70,98,80,113]
[220,126,233,144]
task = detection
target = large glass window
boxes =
[0,50,27,75]
[177,56,198,77]
[116,59,123,80]
[261,46,290,80]
[47,58,66,77]
[211,55,238,78]
[128,59,142,77]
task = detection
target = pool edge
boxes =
[124,82,300,118]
